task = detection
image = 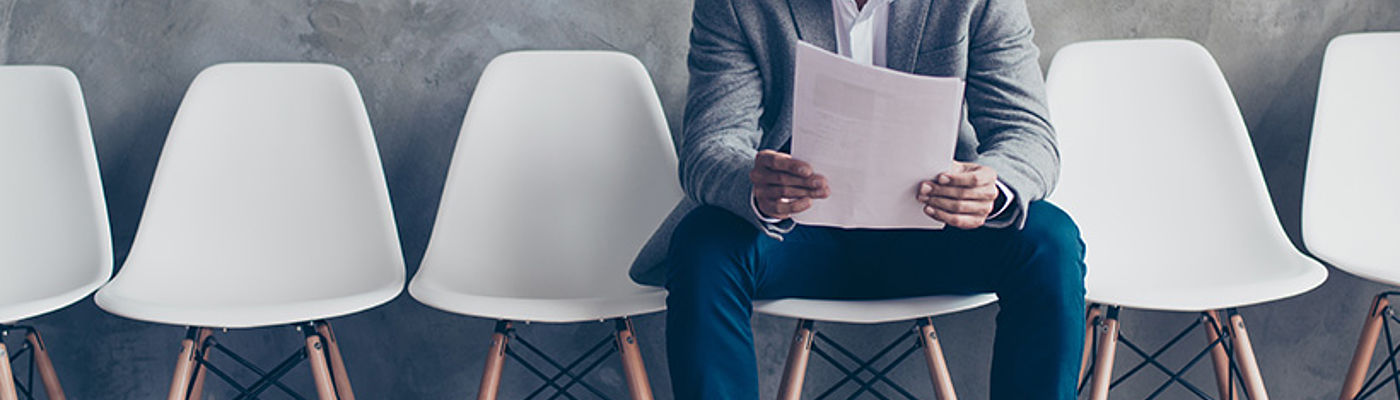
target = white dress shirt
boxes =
[832,0,893,66]
[753,0,1013,227]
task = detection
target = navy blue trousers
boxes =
[664,201,1086,399]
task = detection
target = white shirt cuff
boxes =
[752,194,785,223]
[989,180,1015,219]
[752,195,797,234]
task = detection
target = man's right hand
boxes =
[750,150,829,220]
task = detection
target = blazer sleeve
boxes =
[965,0,1060,229]
[679,0,781,234]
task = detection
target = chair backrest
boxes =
[1046,39,1311,286]
[0,66,112,306]
[414,51,681,299]
[1303,32,1400,272]
[115,63,403,301]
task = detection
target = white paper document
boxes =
[790,41,966,229]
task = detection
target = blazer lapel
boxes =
[787,0,837,53]
[885,0,930,73]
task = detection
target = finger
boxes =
[751,169,826,188]
[772,198,813,215]
[927,183,998,201]
[809,175,828,191]
[924,196,994,216]
[750,169,803,186]
[923,205,985,229]
[936,167,995,188]
[755,184,829,200]
[754,150,783,173]
[759,206,789,220]
[919,181,934,197]
[758,151,813,177]
[755,185,817,200]
[948,161,973,174]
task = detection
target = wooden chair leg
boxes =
[304,327,338,400]
[24,330,67,400]
[477,320,511,400]
[184,329,213,400]
[1088,306,1120,400]
[1341,295,1389,400]
[614,318,655,400]
[916,318,957,400]
[1204,310,1239,400]
[1079,304,1102,386]
[776,319,815,400]
[315,322,356,400]
[0,342,19,400]
[1203,310,1240,400]
[168,327,211,400]
[1227,311,1269,400]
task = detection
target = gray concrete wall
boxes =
[1,0,1397,398]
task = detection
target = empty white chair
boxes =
[1047,39,1327,399]
[94,63,404,400]
[408,51,680,400]
[757,294,997,399]
[1302,32,1400,400]
[0,65,111,400]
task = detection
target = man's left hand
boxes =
[917,161,1000,229]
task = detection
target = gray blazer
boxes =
[629,0,1058,286]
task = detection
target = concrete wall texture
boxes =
[1,0,1398,398]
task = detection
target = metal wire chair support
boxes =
[0,325,39,400]
[1078,306,1254,400]
[489,317,654,400]
[177,321,355,400]
[799,320,945,400]
[1348,291,1400,400]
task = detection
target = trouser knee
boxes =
[665,206,760,296]
[1004,202,1086,303]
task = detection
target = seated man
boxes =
[629,0,1086,398]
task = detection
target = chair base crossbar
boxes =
[776,317,958,400]
[0,325,66,400]
[168,321,354,400]
[476,318,654,400]
[1339,292,1400,400]
[1079,305,1270,400]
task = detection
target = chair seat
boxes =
[0,275,106,323]
[1085,258,1327,312]
[1328,262,1400,290]
[754,294,998,324]
[95,276,402,329]
[409,280,666,324]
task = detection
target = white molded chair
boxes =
[1046,39,1328,400]
[94,63,404,400]
[0,65,111,400]
[407,51,680,400]
[757,294,997,399]
[1301,32,1400,400]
